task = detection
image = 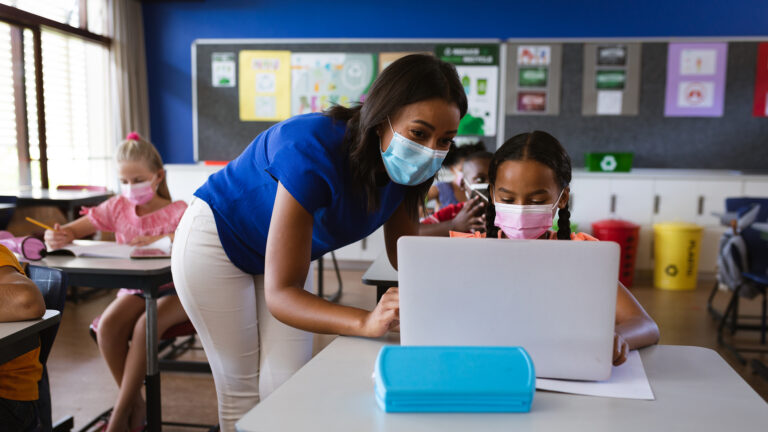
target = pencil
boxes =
[25,217,55,231]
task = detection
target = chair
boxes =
[317,251,343,303]
[80,290,215,431]
[707,198,768,373]
[0,195,17,230]
[26,264,74,432]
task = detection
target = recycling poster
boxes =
[436,44,499,136]
[581,43,642,116]
[238,50,292,121]
[664,43,727,117]
[506,44,562,116]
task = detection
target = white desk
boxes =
[0,310,61,365]
[237,336,768,432]
[362,253,398,301]
[37,255,171,432]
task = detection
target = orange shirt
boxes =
[0,244,42,401]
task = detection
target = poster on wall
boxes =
[212,52,236,87]
[664,43,727,117]
[582,43,641,116]
[290,53,377,116]
[753,43,768,117]
[506,43,562,116]
[238,50,291,121]
[436,44,499,136]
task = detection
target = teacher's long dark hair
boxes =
[326,54,468,218]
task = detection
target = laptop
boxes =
[398,236,620,381]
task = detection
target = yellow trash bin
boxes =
[653,222,704,290]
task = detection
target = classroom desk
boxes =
[0,202,16,229]
[0,310,61,365]
[361,252,398,302]
[3,188,112,220]
[38,255,171,432]
[237,336,768,432]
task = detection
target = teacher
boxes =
[171,54,467,430]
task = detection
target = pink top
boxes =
[81,195,188,244]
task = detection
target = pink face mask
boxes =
[493,188,565,240]
[122,179,156,205]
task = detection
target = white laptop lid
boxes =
[398,236,619,381]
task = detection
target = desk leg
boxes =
[145,293,162,432]
[376,285,387,303]
[317,256,324,298]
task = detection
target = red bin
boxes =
[591,219,641,287]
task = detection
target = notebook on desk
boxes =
[48,238,172,259]
[397,236,620,381]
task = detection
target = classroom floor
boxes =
[48,270,768,431]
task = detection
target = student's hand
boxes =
[361,287,399,337]
[44,224,74,250]
[128,234,164,247]
[451,197,486,233]
[613,333,630,366]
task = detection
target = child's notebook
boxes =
[47,238,172,259]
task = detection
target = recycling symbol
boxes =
[600,155,618,172]
[665,264,678,277]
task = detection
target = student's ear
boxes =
[558,187,570,209]
[155,169,165,187]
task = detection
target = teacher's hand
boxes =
[361,287,400,337]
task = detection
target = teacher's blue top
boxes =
[194,113,407,275]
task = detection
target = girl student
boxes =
[426,141,487,208]
[452,131,659,365]
[44,133,188,432]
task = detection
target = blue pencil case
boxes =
[374,346,535,413]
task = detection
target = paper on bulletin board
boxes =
[517,46,551,66]
[596,90,623,115]
[753,43,768,117]
[290,53,377,116]
[212,52,236,87]
[379,52,426,72]
[664,43,727,117]
[436,44,500,136]
[455,65,498,136]
[238,50,291,121]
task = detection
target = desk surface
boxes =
[0,310,61,364]
[237,336,768,432]
[0,203,15,210]
[2,189,111,204]
[361,253,398,287]
[38,256,171,276]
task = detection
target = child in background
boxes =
[452,131,660,365]
[44,133,188,432]
[420,151,492,236]
[0,244,46,432]
[426,141,486,208]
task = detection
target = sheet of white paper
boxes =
[65,241,134,259]
[142,236,172,254]
[535,351,655,400]
[596,90,623,115]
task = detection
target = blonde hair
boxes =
[117,133,172,201]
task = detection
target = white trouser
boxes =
[171,198,313,432]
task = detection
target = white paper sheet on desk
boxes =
[535,351,654,400]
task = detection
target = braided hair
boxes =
[485,131,572,240]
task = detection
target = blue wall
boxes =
[142,0,768,163]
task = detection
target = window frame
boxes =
[0,3,111,189]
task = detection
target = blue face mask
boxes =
[380,117,449,186]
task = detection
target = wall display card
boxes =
[212,52,236,87]
[507,43,562,116]
[517,45,551,65]
[597,45,627,66]
[664,43,727,117]
[290,53,377,116]
[519,67,548,87]
[753,43,768,117]
[517,91,547,112]
[436,45,499,136]
[596,70,626,90]
[238,50,291,121]
[596,90,623,115]
[582,43,641,116]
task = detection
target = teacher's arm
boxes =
[264,183,399,337]
[383,201,419,270]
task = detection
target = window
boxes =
[0,0,112,191]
